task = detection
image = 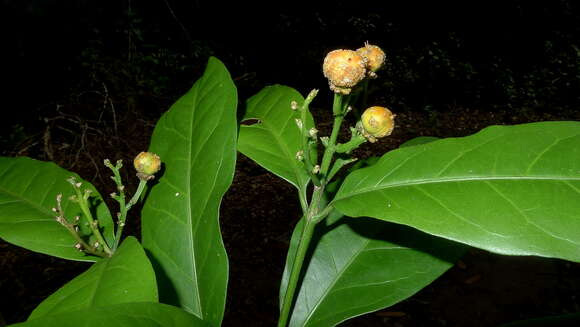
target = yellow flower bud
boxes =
[361,106,395,142]
[356,42,386,77]
[323,49,367,94]
[134,152,161,176]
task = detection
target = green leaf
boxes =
[333,122,580,262]
[10,302,210,327]
[0,156,114,262]
[281,211,465,327]
[399,136,439,148]
[141,57,237,325]
[28,236,157,319]
[238,85,315,190]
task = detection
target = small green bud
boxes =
[323,49,367,94]
[290,101,299,111]
[295,118,303,130]
[312,165,320,174]
[134,152,161,176]
[306,89,319,102]
[308,127,318,138]
[361,106,396,142]
[296,150,304,161]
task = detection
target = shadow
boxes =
[335,216,467,263]
[144,248,180,306]
[236,99,249,128]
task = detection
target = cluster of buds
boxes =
[54,151,162,258]
[322,42,386,94]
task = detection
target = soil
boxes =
[1,99,579,327]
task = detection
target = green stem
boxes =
[298,186,309,214]
[278,185,326,327]
[277,218,315,327]
[74,188,113,256]
[113,179,147,250]
[62,223,106,257]
[335,133,367,154]
[278,93,351,326]
[320,115,344,177]
[300,99,321,187]
[320,93,350,177]
[332,92,343,116]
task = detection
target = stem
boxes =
[278,92,354,326]
[335,133,367,154]
[278,219,316,327]
[320,93,350,178]
[278,185,326,327]
[298,186,309,214]
[113,179,147,250]
[74,188,113,256]
[300,111,321,187]
[332,92,343,116]
[62,223,107,257]
[320,115,344,177]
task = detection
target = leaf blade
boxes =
[0,157,114,262]
[141,57,237,326]
[281,211,464,327]
[11,303,210,327]
[28,236,157,319]
[238,85,314,189]
[333,122,580,262]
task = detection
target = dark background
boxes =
[1,1,579,326]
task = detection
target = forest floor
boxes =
[1,98,580,326]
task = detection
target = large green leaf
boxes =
[333,121,580,262]
[280,210,465,327]
[0,156,114,262]
[141,57,237,326]
[29,236,157,319]
[238,85,314,190]
[10,302,210,327]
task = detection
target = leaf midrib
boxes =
[334,175,580,203]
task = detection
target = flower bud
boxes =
[361,106,395,142]
[323,49,367,94]
[290,101,299,111]
[134,152,161,176]
[356,42,386,77]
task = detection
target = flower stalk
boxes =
[67,177,113,256]
[278,43,394,327]
[55,152,160,258]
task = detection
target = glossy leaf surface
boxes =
[141,57,237,326]
[29,237,157,319]
[0,156,113,262]
[11,303,210,327]
[333,122,580,262]
[281,210,465,327]
[238,85,315,190]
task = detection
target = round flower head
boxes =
[134,152,161,178]
[356,42,386,78]
[323,49,367,94]
[361,106,395,142]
